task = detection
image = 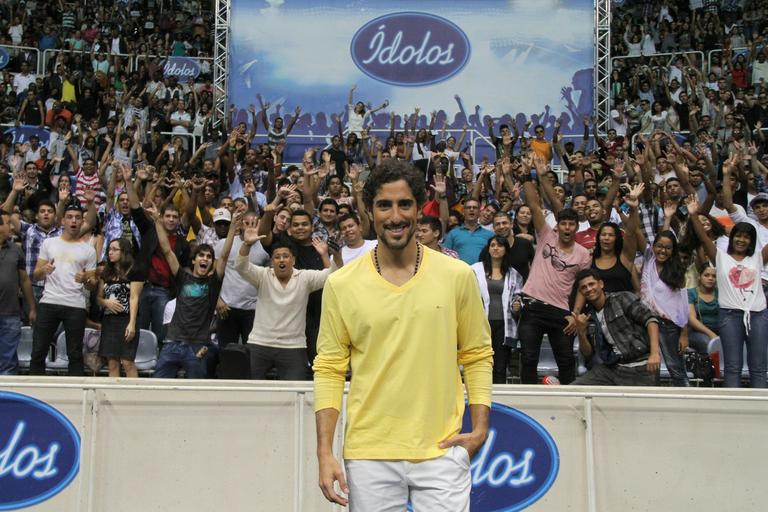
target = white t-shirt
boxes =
[13,73,36,94]
[730,208,768,282]
[171,111,192,134]
[38,237,97,310]
[341,239,377,264]
[716,249,766,312]
[9,25,23,44]
[214,237,269,310]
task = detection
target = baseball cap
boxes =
[212,208,231,223]
[749,193,768,208]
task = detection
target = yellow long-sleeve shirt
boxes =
[313,246,493,460]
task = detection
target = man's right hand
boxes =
[216,297,230,320]
[318,453,349,506]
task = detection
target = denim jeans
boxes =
[153,340,209,379]
[518,300,575,384]
[137,283,170,345]
[0,316,22,375]
[30,303,86,376]
[687,331,714,355]
[719,308,768,388]
[658,321,689,387]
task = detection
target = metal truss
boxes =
[212,0,231,130]
[594,0,611,136]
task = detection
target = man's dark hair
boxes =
[556,208,579,223]
[161,204,180,215]
[271,237,298,258]
[290,209,313,224]
[64,201,83,215]
[575,268,603,286]
[318,197,339,213]
[37,199,56,213]
[363,159,426,210]
[191,243,214,260]
[338,213,360,226]
[417,215,442,238]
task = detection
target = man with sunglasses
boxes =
[518,169,591,384]
[529,124,553,162]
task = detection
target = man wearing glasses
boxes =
[517,170,591,384]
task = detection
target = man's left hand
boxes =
[438,431,488,459]
[647,352,661,374]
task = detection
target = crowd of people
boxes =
[0,0,766,389]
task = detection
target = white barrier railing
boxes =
[0,44,41,73]
[2,378,768,512]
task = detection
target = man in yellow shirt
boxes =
[313,160,494,511]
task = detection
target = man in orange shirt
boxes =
[529,124,553,162]
[45,101,73,127]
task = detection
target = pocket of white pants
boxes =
[451,445,471,469]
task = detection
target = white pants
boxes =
[344,446,471,512]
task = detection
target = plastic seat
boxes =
[707,336,751,380]
[46,331,69,371]
[134,329,158,374]
[47,328,101,373]
[17,326,34,370]
[537,336,559,377]
[659,350,695,383]
[707,337,723,379]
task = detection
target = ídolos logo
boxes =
[462,403,559,511]
[162,57,201,79]
[0,391,80,510]
[350,12,471,87]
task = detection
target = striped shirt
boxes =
[75,168,105,208]
[19,221,62,286]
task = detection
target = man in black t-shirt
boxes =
[492,211,534,282]
[151,212,237,379]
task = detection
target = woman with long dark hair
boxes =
[471,236,524,384]
[97,238,144,377]
[512,204,536,244]
[686,264,719,354]
[640,229,690,386]
[593,187,643,292]
[689,196,768,388]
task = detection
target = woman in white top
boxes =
[689,196,768,388]
[346,85,388,137]
[471,236,524,384]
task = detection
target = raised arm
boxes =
[286,106,301,135]
[686,195,716,262]
[153,214,180,276]
[215,212,241,279]
[522,175,547,232]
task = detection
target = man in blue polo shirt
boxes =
[442,199,494,264]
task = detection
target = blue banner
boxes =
[228,0,594,148]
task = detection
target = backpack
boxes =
[684,352,715,386]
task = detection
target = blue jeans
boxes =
[0,316,22,375]
[658,322,689,387]
[688,330,714,355]
[719,308,768,388]
[153,341,208,379]
[137,284,170,345]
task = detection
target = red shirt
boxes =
[148,235,177,288]
[575,226,599,251]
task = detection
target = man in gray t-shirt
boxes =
[214,210,269,347]
[0,212,37,375]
